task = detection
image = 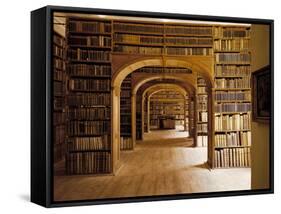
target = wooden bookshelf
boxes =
[212,26,252,168]
[53,32,67,164]
[65,18,113,174]
[120,75,133,150]
[196,75,208,147]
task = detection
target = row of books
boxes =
[198,111,208,122]
[113,23,213,36]
[68,21,112,33]
[215,103,251,113]
[114,34,163,44]
[114,45,162,54]
[197,94,208,102]
[113,22,164,34]
[120,100,131,106]
[67,107,110,120]
[68,64,111,77]
[150,105,184,111]
[214,39,249,51]
[67,121,110,136]
[213,27,250,38]
[215,131,251,147]
[68,49,111,61]
[214,113,251,130]
[121,125,131,134]
[197,77,207,85]
[215,65,250,76]
[197,103,207,111]
[66,151,111,174]
[54,97,65,110]
[165,26,212,36]
[137,67,191,74]
[53,58,66,70]
[68,36,112,47]
[121,108,132,114]
[120,90,131,98]
[166,47,213,56]
[198,86,207,94]
[67,136,110,151]
[69,79,110,91]
[120,75,132,134]
[165,37,213,46]
[214,77,250,88]
[120,137,133,150]
[215,53,251,63]
[197,135,208,147]
[54,81,64,96]
[67,93,111,106]
[54,143,66,163]
[213,147,251,168]
[150,114,184,120]
[54,33,66,47]
[214,91,251,101]
[54,69,66,81]
[197,123,208,133]
[121,82,131,88]
[121,115,131,123]
[53,112,65,125]
[53,45,65,58]
[53,125,66,144]
[114,34,213,46]
[151,95,183,99]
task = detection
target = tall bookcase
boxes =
[196,76,208,147]
[65,18,113,174]
[53,32,67,163]
[120,75,133,150]
[212,26,252,168]
[136,93,143,140]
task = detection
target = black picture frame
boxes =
[31,5,274,208]
[252,65,271,122]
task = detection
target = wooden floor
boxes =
[54,130,251,201]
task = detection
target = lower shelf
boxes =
[66,151,112,174]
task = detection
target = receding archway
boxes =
[137,83,192,141]
[111,57,213,173]
[146,86,187,134]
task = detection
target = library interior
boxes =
[52,12,270,201]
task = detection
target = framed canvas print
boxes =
[31,5,274,207]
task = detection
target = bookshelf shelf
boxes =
[64,18,113,175]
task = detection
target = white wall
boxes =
[0,0,279,213]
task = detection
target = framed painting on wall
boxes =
[252,65,271,121]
